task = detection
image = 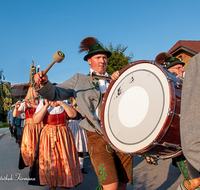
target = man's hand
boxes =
[111,71,120,80]
[34,71,48,86]
[56,100,63,105]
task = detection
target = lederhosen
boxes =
[86,130,133,189]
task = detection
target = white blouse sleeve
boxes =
[34,99,45,114]
[18,102,25,112]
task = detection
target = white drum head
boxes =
[102,62,172,154]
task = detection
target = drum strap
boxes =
[86,118,104,139]
[98,93,105,120]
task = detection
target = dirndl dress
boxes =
[68,118,88,157]
[20,103,42,167]
[39,110,83,188]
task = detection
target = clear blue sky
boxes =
[1,0,199,85]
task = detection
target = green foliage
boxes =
[0,69,5,81]
[0,70,16,122]
[104,43,133,75]
[0,121,9,128]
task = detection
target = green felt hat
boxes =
[84,43,112,61]
[164,57,185,69]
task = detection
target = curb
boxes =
[0,133,5,139]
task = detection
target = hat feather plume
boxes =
[79,37,99,53]
[155,52,172,65]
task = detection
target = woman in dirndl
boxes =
[13,86,42,168]
[33,99,82,190]
[68,97,88,173]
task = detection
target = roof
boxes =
[167,40,200,55]
[11,83,30,97]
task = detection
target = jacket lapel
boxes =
[88,77,100,98]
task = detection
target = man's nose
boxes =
[100,57,105,63]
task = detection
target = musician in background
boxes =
[12,112,22,147]
[176,53,200,190]
[68,97,89,174]
[32,99,82,189]
[7,105,14,137]
[34,37,133,190]
[155,53,184,168]
[155,52,185,78]
[13,86,42,169]
[167,59,185,79]
[20,111,26,130]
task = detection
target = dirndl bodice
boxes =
[43,110,68,125]
[25,104,36,118]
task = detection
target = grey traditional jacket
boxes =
[180,52,200,171]
[36,73,102,132]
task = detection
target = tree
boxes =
[104,43,133,75]
[0,69,5,81]
[0,70,16,122]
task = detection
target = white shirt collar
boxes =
[90,69,109,77]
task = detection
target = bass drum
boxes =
[100,60,182,159]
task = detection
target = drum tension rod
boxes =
[166,77,183,88]
[168,108,181,117]
[151,140,181,150]
[163,142,182,150]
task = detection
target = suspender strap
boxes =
[86,118,104,139]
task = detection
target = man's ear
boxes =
[88,58,91,65]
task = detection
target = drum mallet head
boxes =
[53,51,65,63]
[43,51,65,75]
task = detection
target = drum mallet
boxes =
[34,51,65,88]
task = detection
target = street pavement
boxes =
[0,128,183,190]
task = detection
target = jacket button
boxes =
[92,117,96,120]
[90,97,94,101]
[90,108,93,111]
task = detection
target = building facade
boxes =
[167,40,200,68]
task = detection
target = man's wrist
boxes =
[34,81,48,90]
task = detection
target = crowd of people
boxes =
[6,36,200,190]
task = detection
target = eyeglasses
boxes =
[173,66,185,70]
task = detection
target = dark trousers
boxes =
[9,123,14,136]
[13,127,17,141]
